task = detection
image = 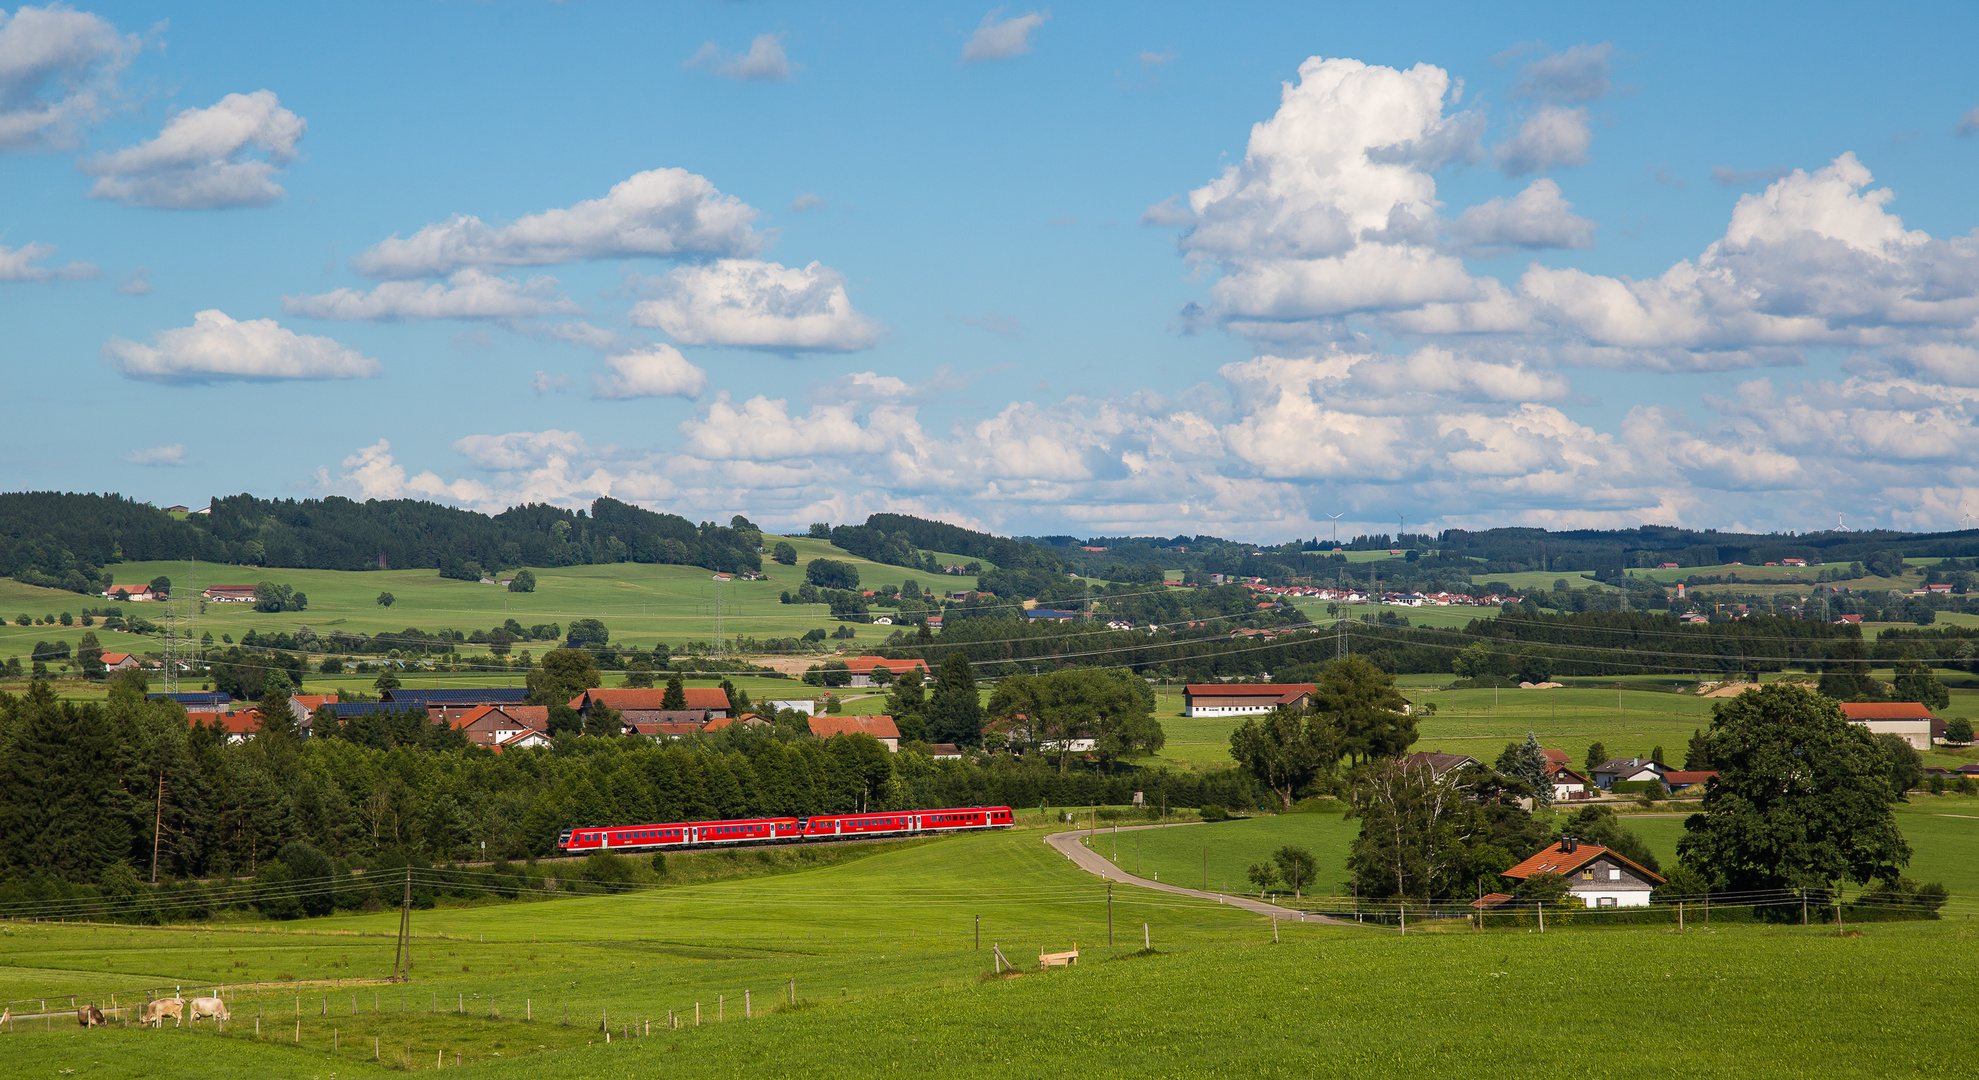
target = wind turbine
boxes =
[1325,512,1343,546]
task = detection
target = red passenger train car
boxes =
[557,806,1014,855]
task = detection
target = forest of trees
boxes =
[0,675,1256,894]
[0,493,765,594]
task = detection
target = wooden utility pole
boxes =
[1107,883,1113,945]
[151,772,168,885]
[391,866,412,981]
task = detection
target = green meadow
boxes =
[2,816,1977,1079]
[0,536,979,673]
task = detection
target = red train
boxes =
[557,806,1015,855]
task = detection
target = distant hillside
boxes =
[0,492,761,594]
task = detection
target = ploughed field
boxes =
[3,814,1977,1079]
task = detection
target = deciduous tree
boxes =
[1228,706,1332,810]
[1317,657,1415,765]
[1677,683,1911,893]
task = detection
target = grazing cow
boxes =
[187,997,229,1024]
[140,998,185,1028]
[77,1005,105,1027]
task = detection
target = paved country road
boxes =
[1042,823,1363,927]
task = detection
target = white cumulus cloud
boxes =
[628,259,884,351]
[0,4,136,151]
[1494,105,1591,175]
[1450,178,1597,253]
[124,443,184,466]
[103,310,382,383]
[962,8,1047,62]
[351,168,764,278]
[1181,55,1485,329]
[0,240,97,281]
[591,344,708,400]
[282,269,579,321]
[81,90,305,209]
[1512,42,1614,103]
[453,429,588,471]
[686,34,796,81]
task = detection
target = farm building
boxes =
[1837,702,1940,750]
[1501,838,1665,908]
[1181,682,1317,717]
[100,652,140,673]
[807,714,902,751]
[384,688,531,707]
[843,655,930,688]
[766,698,819,716]
[202,585,258,603]
[570,687,731,721]
[1660,770,1718,792]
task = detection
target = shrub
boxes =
[650,852,668,876]
[1198,804,1226,822]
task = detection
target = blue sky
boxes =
[4,1,1978,540]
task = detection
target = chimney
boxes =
[1562,835,1576,854]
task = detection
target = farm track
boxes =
[1044,824,1361,927]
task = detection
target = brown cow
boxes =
[186,996,229,1024]
[140,998,185,1028]
[77,1005,105,1027]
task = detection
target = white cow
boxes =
[187,997,230,1024]
[140,998,185,1028]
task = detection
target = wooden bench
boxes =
[1038,948,1079,969]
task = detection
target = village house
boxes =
[445,705,550,748]
[99,652,140,673]
[1181,682,1317,717]
[842,655,930,688]
[1501,838,1665,907]
[287,694,340,724]
[1838,702,1941,750]
[622,710,714,738]
[1591,757,1665,790]
[1546,763,1594,801]
[1399,751,1483,779]
[807,714,902,751]
[103,584,155,601]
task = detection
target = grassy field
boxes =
[0,537,978,671]
[3,814,1978,1078]
[1119,796,1979,903]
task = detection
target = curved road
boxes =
[1043,822,1355,926]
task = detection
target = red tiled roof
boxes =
[1838,702,1936,720]
[1182,683,1317,698]
[100,652,132,665]
[1540,748,1568,765]
[808,715,901,740]
[289,694,338,711]
[570,687,730,712]
[1502,842,1666,885]
[843,656,930,675]
[1470,892,1516,909]
[1661,770,1718,785]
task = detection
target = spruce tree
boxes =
[661,674,688,711]
[925,653,985,746]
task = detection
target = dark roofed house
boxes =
[1501,838,1665,908]
[622,710,713,738]
[384,688,531,707]
[150,691,231,710]
[1591,758,1664,790]
[1182,683,1318,717]
[1399,751,1482,779]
